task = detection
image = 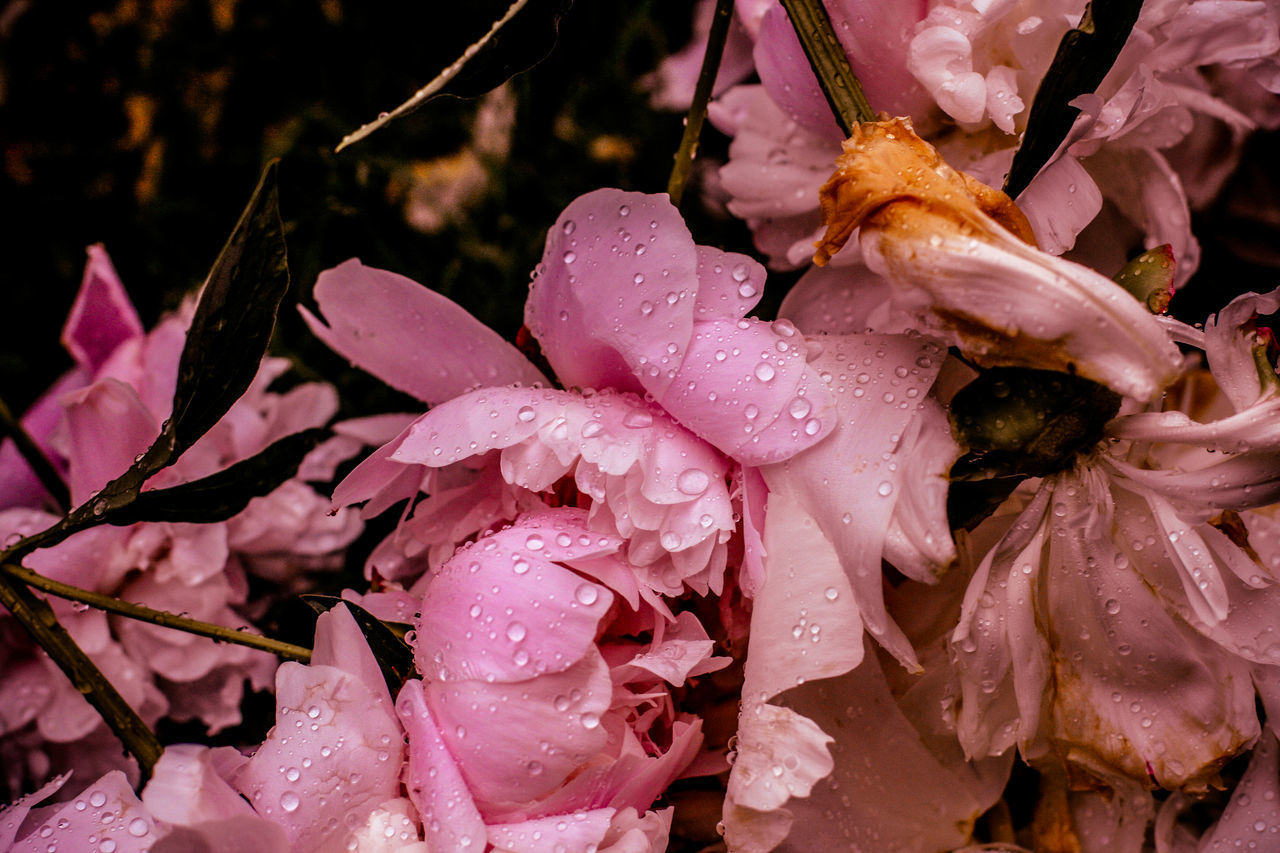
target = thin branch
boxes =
[2,562,312,663]
[667,0,735,207]
[0,396,70,511]
[777,0,876,134]
[335,0,530,153]
[0,572,163,779]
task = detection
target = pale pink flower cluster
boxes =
[674,0,1280,282]
[0,247,362,798]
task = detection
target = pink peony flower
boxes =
[0,246,362,798]
[396,508,722,852]
[706,0,1280,281]
[950,290,1280,793]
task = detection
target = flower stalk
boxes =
[1,561,313,663]
[0,570,163,779]
[778,0,876,133]
[667,0,735,207]
[0,396,70,511]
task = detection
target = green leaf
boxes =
[301,595,417,697]
[169,160,291,458]
[1004,0,1143,198]
[101,429,326,526]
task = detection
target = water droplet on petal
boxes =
[562,250,577,264]
[280,791,300,813]
[506,622,528,642]
[525,534,544,551]
[575,583,599,606]
[788,397,811,419]
[517,406,537,423]
[754,363,776,382]
[876,481,894,497]
[677,468,710,495]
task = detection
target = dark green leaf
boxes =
[169,161,291,457]
[101,429,326,526]
[1004,0,1144,198]
[301,595,417,698]
[438,0,573,99]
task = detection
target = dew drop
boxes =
[127,818,149,838]
[581,711,601,729]
[754,363,776,382]
[788,397,811,419]
[876,481,894,497]
[525,534,544,551]
[677,468,710,495]
[575,583,599,606]
[517,406,537,423]
[280,791,301,813]
[562,250,577,264]
[506,622,528,642]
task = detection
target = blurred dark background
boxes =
[0,0,761,417]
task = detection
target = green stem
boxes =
[2,562,312,663]
[778,0,876,134]
[0,396,70,512]
[0,571,163,780]
[667,0,736,207]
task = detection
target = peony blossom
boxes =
[950,289,1280,799]
[0,246,362,798]
[393,508,722,851]
[705,0,1280,281]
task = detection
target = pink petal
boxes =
[61,378,159,506]
[659,317,836,465]
[1017,154,1104,255]
[10,770,164,853]
[234,662,404,851]
[62,244,145,373]
[728,644,1010,853]
[722,702,833,853]
[527,189,697,400]
[150,816,290,853]
[777,263,894,336]
[485,809,615,853]
[302,258,546,404]
[396,679,487,853]
[1206,289,1280,411]
[311,604,396,711]
[413,509,616,684]
[429,653,613,808]
[693,245,765,320]
[0,773,69,848]
[753,5,843,138]
[742,488,865,697]
[613,611,729,687]
[142,744,256,825]
[760,333,947,668]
